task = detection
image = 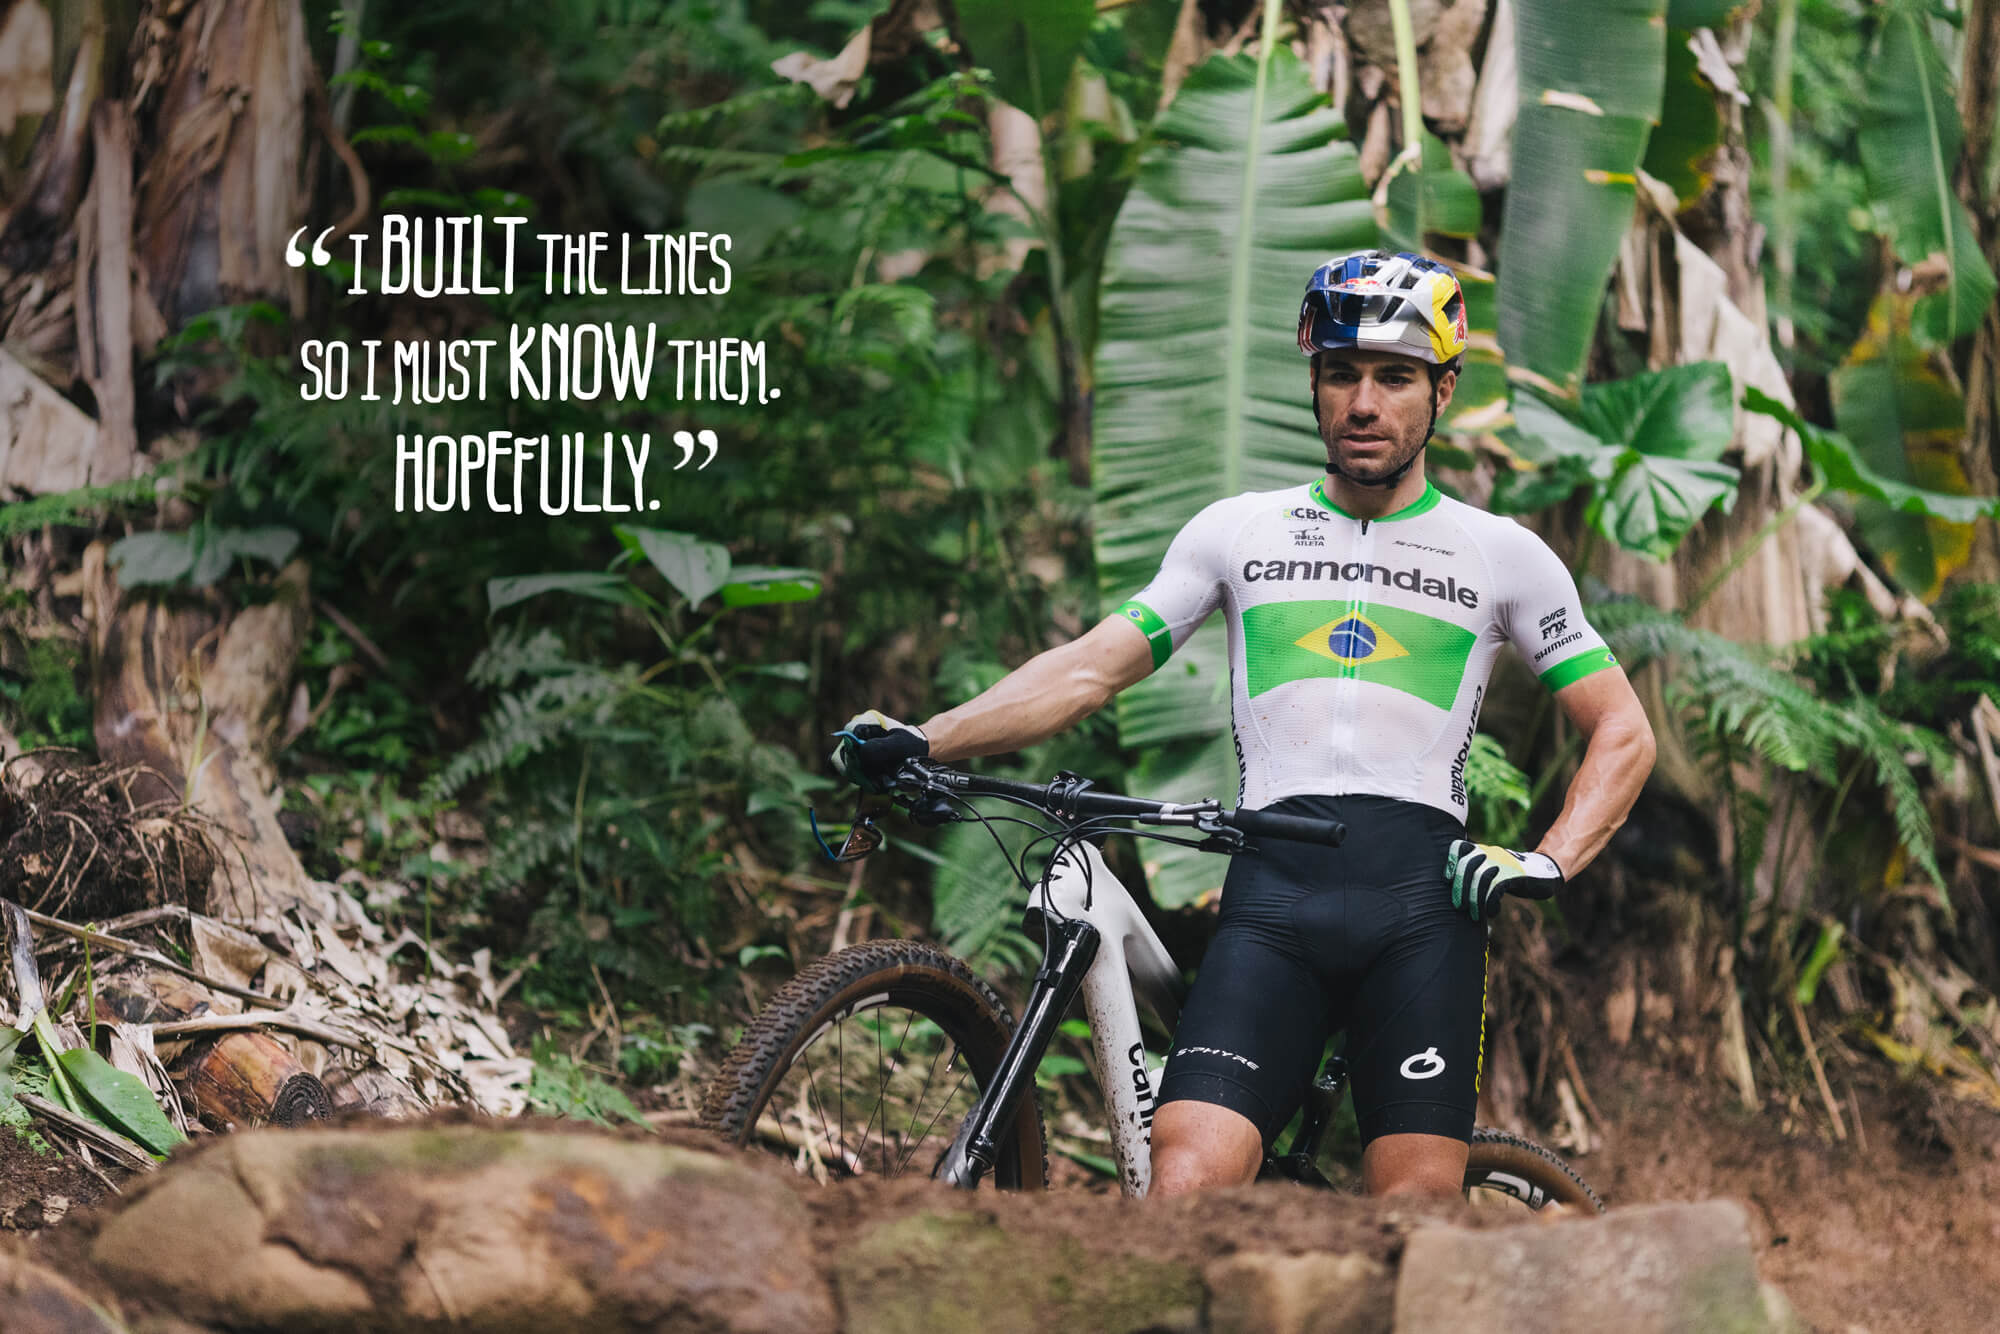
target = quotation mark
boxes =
[671,430,719,470]
[284,225,337,268]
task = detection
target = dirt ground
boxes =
[4,1060,1997,1333]
[1574,1057,2000,1334]
[0,1127,117,1232]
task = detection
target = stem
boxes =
[1768,0,1798,356]
[1686,478,1824,615]
[1022,30,1087,469]
[83,930,95,1051]
[1386,0,1427,244]
[1807,752,1867,909]
[1220,0,1289,499]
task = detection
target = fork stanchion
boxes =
[937,915,1099,1189]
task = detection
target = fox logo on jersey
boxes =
[1294,614,1411,666]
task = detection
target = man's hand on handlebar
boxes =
[830,710,929,794]
[1444,841,1565,922]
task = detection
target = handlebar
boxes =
[898,759,1346,849]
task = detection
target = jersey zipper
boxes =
[1329,516,1377,779]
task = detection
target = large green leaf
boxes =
[955,0,1096,119]
[1092,40,1373,905]
[1508,363,1740,560]
[1857,3,1998,344]
[56,1048,184,1158]
[1743,388,2000,526]
[1576,360,1734,461]
[1497,0,1666,395]
[1830,295,1974,599]
[615,526,732,606]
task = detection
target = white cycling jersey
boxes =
[1115,476,1617,821]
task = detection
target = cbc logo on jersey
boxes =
[1282,506,1332,522]
[1399,1047,1446,1080]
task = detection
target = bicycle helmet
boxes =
[1297,250,1469,487]
[1297,250,1468,367]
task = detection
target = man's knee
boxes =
[1360,1131,1467,1199]
[1148,1100,1263,1198]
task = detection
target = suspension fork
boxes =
[938,915,1099,1188]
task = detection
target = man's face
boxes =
[1312,350,1455,484]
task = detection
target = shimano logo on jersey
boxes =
[1534,630,1583,662]
[1448,684,1483,809]
[1240,558,1480,609]
[1282,505,1332,522]
[1392,539,1456,557]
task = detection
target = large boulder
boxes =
[0,1245,129,1333]
[1394,1199,1794,1334]
[87,1125,835,1333]
[833,1208,1204,1334]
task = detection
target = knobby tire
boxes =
[1463,1127,1605,1213]
[701,939,1048,1189]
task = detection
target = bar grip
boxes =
[1227,808,1347,847]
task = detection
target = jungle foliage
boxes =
[3,0,2000,1132]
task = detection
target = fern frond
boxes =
[468,626,571,688]
[1832,698,1947,891]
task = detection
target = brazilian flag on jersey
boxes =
[1242,600,1475,710]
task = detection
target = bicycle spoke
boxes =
[854,1006,922,1176]
[895,1066,971,1177]
[797,1050,841,1174]
[895,1034,954,1173]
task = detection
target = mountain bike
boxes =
[699,759,1603,1212]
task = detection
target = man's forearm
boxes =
[920,639,1117,763]
[1535,714,1655,877]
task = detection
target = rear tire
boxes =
[1463,1127,1605,1213]
[701,940,1048,1189]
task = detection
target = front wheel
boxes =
[700,939,1048,1189]
[1462,1127,1605,1213]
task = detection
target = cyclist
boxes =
[833,249,1655,1200]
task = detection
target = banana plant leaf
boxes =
[955,0,1096,119]
[1858,3,1998,345]
[1383,131,1482,252]
[1092,41,1374,904]
[1665,0,1750,24]
[1641,28,1724,209]
[1830,294,1976,599]
[1440,268,1507,433]
[1504,363,1739,560]
[1743,389,2000,525]
[1497,0,1666,396]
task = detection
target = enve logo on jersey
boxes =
[1293,614,1411,666]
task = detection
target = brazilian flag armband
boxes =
[1539,646,1619,692]
[1116,600,1174,670]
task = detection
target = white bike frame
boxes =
[1035,839,1186,1198]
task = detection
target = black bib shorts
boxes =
[1155,793,1488,1146]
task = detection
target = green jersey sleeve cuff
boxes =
[1540,646,1620,691]
[1116,599,1174,670]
